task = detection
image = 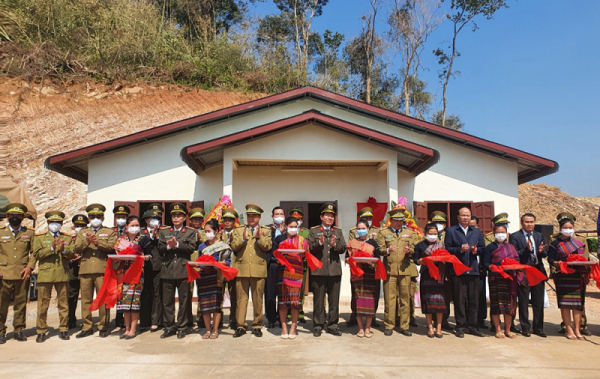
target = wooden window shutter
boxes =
[472,201,495,234]
[413,201,428,230]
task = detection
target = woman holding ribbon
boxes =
[346,219,382,338]
[196,219,233,340]
[114,216,153,339]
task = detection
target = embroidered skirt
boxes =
[554,273,585,310]
[197,267,223,315]
[489,274,517,315]
[351,264,378,317]
[277,254,304,309]
[117,276,144,312]
[419,272,447,314]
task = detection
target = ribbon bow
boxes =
[186,254,239,283]
[421,249,472,281]
[273,241,323,274]
[348,251,387,281]
[488,258,547,287]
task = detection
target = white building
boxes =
[46,86,558,299]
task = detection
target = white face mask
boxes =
[90,218,102,228]
[74,227,83,234]
[273,217,284,225]
[436,223,444,232]
[561,229,574,237]
[205,232,216,240]
[48,222,61,233]
[367,220,372,227]
[426,234,438,242]
[495,233,508,242]
[128,226,140,234]
[297,220,302,227]
[116,218,127,227]
[149,219,160,228]
[287,227,299,235]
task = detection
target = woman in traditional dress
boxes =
[483,224,520,339]
[414,223,446,338]
[115,216,153,339]
[548,212,589,341]
[347,219,380,338]
[273,216,308,339]
[197,219,232,339]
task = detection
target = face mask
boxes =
[426,234,438,242]
[149,219,160,228]
[356,229,368,237]
[561,229,574,237]
[128,226,140,234]
[436,223,444,232]
[273,217,284,225]
[367,220,372,227]
[297,221,302,227]
[48,222,61,233]
[74,227,83,234]
[8,217,21,227]
[90,218,102,228]
[205,232,216,240]
[287,227,299,235]
[495,233,507,242]
[116,218,127,227]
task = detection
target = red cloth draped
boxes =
[348,251,387,280]
[489,258,547,287]
[357,197,387,226]
[558,254,600,289]
[89,247,144,311]
[186,255,239,283]
[275,241,323,272]
[422,249,472,280]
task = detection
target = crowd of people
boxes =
[0,199,597,344]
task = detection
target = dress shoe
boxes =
[99,330,109,338]
[177,330,186,339]
[313,328,322,337]
[400,330,412,337]
[326,328,342,336]
[581,329,592,336]
[76,329,94,339]
[477,322,488,329]
[160,329,177,339]
[532,329,546,338]
[409,319,418,328]
[0,334,5,344]
[346,319,357,327]
[36,333,46,343]
[371,320,380,328]
[120,334,127,340]
[267,322,276,329]
[14,331,27,342]
[384,329,393,336]
[468,328,484,337]
[455,329,465,338]
[59,332,70,340]
[434,332,443,339]
[233,328,247,338]
[510,325,521,334]
[441,324,453,332]
[252,328,263,337]
[521,330,531,337]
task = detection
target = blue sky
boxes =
[250,0,600,196]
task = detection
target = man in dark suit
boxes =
[444,207,485,338]
[265,206,286,329]
[509,213,547,338]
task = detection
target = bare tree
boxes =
[360,0,381,104]
[388,0,443,116]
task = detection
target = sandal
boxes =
[434,332,443,339]
[210,332,219,339]
[566,334,577,340]
[427,327,435,338]
[495,332,505,339]
[364,330,373,338]
[202,331,211,339]
[357,330,365,338]
[576,335,586,341]
[504,332,517,339]
[288,327,297,339]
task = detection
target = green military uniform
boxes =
[141,205,163,329]
[68,214,88,329]
[75,204,117,336]
[32,211,75,340]
[0,203,36,341]
[375,209,420,332]
[230,204,272,332]
[289,208,309,322]
[218,208,238,328]
[189,207,207,328]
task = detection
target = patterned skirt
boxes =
[351,264,378,317]
[277,254,304,309]
[117,274,144,312]
[197,267,223,315]
[419,272,447,314]
[489,274,517,315]
[554,273,585,310]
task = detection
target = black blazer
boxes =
[444,224,485,276]
[509,229,547,277]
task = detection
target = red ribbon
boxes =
[90,247,144,311]
[186,254,239,283]
[558,254,600,289]
[348,251,387,281]
[422,249,472,280]
[488,258,547,287]
[275,241,323,272]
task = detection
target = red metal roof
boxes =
[45,86,557,184]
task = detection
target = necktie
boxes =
[527,233,537,264]
[12,229,18,237]
[395,229,399,236]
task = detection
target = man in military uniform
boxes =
[347,207,380,327]
[307,203,346,337]
[266,206,286,329]
[68,214,88,329]
[32,211,75,342]
[218,208,238,329]
[189,207,207,328]
[231,204,272,337]
[289,209,309,238]
[75,204,116,338]
[376,209,420,336]
[139,206,163,332]
[288,208,308,323]
[112,205,130,329]
[158,203,198,339]
[431,211,447,242]
[0,203,36,343]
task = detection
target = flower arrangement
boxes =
[202,195,240,228]
[384,196,424,237]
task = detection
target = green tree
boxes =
[312,30,348,92]
[400,74,432,119]
[431,110,464,130]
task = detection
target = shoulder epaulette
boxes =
[160,226,170,229]
[550,233,560,239]
[310,225,320,229]
[333,226,341,230]
[485,231,494,236]
[35,232,46,236]
[349,227,357,231]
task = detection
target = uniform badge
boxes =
[20,235,30,239]
[1,236,10,239]
[401,234,410,238]
[99,233,108,237]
